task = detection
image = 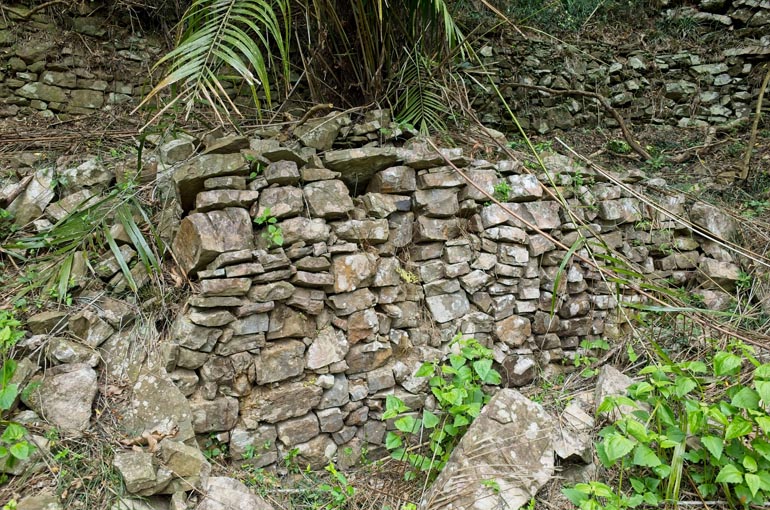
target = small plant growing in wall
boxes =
[493,180,512,202]
[384,334,501,481]
[253,207,284,248]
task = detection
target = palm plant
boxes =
[138,0,465,132]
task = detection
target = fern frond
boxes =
[136,0,289,121]
[395,51,448,135]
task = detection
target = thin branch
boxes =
[0,0,68,19]
[740,64,770,180]
[509,82,651,160]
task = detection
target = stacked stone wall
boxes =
[158,135,742,469]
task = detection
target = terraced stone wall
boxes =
[162,137,742,469]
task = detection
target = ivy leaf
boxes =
[715,464,743,484]
[714,351,742,376]
[472,359,501,385]
[732,387,760,410]
[422,410,439,429]
[701,435,723,460]
[745,473,761,498]
[604,433,635,463]
[632,444,661,467]
[725,416,753,440]
[395,416,420,434]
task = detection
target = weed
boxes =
[384,334,500,481]
[0,311,34,477]
[737,270,752,291]
[493,180,512,202]
[283,446,301,474]
[253,207,284,248]
[565,342,770,509]
[396,267,420,284]
[534,140,553,153]
[644,152,667,172]
[607,139,631,154]
[318,462,356,508]
[572,338,610,377]
[202,434,228,459]
[742,200,770,218]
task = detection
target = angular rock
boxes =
[346,341,392,373]
[190,396,239,433]
[173,154,249,211]
[203,135,249,154]
[241,381,323,425]
[690,202,739,241]
[304,180,354,218]
[413,188,460,217]
[426,292,470,323]
[200,278,251,297]
[256,186,303,219]
[22,363,97,433]
[172,208,254,275]
[159,438,211,493]
[27,310,67,335]
[254,340,305,384]
[266,304,315,339]
[122,368,195,442]
[195,190,260,212]
[328,289,377,316]
[306,326,349,370]
[114,451,161,495]
[277,413,320,447]
[333,219,390,244]
[279,217,330,245]
[495,315,531,347]
[197,476,274,510]
[8,168,55,226]
[420,389,554,510]
[324,148,401,188]
[331,253,377,293]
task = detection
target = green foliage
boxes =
[567,342,770,509]
[607,139,631,154]
[573,338,610,378]
[4,184,163,300]
[493,180,512,202]
[384,334,500,481]
[318,462,355,509]
[136,0,291,121]
[253,207,284,248]
[395,51,448,135]
[742,200,770,218]
[0,311,34,476]
[202,433,228,459]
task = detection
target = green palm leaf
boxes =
[136,0,289,120]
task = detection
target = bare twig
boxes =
[509,82,651,160]
[740,64,770,180]
[0,0,68,19]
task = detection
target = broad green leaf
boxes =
[745,473,761,498]
[757,416,770,435]
[632,444,661,467]
[1,423,25,442]
[726,416,753,440]
[453,414,470,428]
[715,464,743,484]
[732,387,760,410]
[604,433,635,463]
[415,363,434,378]
[385,432,402,450]
[752,439,770,461]
[422,410,439,429]
[9,441,30,460]
[744,455,758,473]
[674,376,697,397]
[643,491,660,505]
[473,359,501,385]
[589,482,614,498]
[701,435,723,460]
[0,383,19,411]
[562,488,588,506]
[756,364,770,380]
[395,416,419,434]
[624,419,649,442]
[714,351,742,376]
[755,380,770,405]
[0,359,17,388]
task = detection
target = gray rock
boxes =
[414,216,460,242]
[256,186,303,219]
[697,258,741,291]
[361,193,410,218]
[190,396,239,433]
[266,304,315,339]
[46,338,99,367]
[171,314,222,351]
[292,435,337,470]
[324,148,402,188]
[16,491,63,510]
[333,219,390,243]
[306,326,349,370]
[230,426,278,468]
[69,89,104,109]
[413,188,459,217]
[7,168,55,226]
[501,354,537,387]
[328,289,377,316]
[690,202,738,241]
[203,135,249,155]
[159,438,211,494]
[160,139,196,164]
[197,476,275,510]
[318,374,350,409]
[196,190,260,212]
[59,157,114,192]
[332,253,377,292]
[505,174,543,202]
[426,292,470,323]
[172,208,254,275]
[420,389,554,510]
[173,154,249,211]
[304,180,354,218]
[295,113,349,151]
[495,315,531,347]
[114,451,162,495]
[254,340,305,384]
[595,365,633,419]
[16,82,67,103]
[241,380,323,425]
[553,402,594,462]
[346,341,392,373]
[366,166,416,193]
[27,310,67,335]
[22,363,98,433]
[277,413,320,446]
[279,217,330,245]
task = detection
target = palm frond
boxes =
[135,0,290,121]
[395,51,448,135]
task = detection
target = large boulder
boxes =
[172,208,254,275]
[420,389,554,510]
[22,363,98,434]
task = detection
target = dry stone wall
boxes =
[0,7,162,119]
[163,132,743,470]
